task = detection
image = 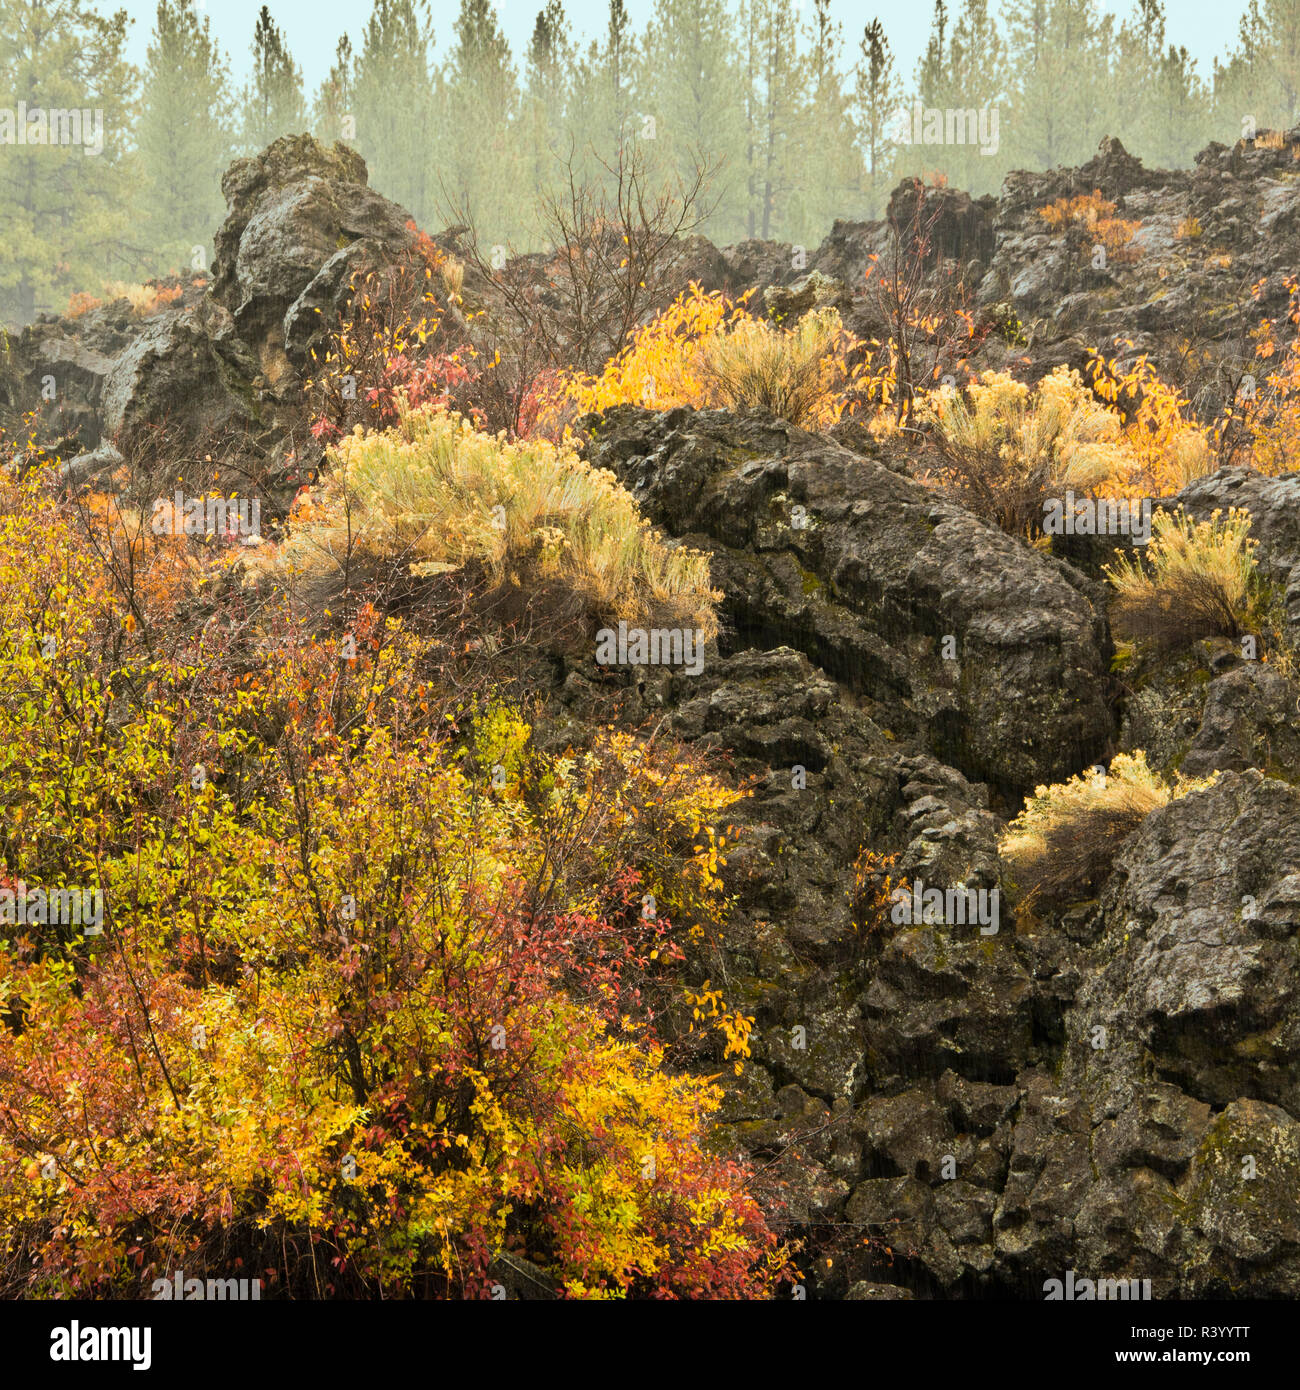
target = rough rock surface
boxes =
[211,134,415,387]
[567,397,1300,1299]
[9,134,414,490]
[581,405,1114,798]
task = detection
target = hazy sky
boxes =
[97,0,1247,94]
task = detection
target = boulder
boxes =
[763,270,849,321]
[580,405,1114,797]
[211,134,416,389]
[98,300,264,463]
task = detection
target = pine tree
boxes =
[353,0,435,222]
[1004,0,1115,172]
[523,1,573,194]
[606,0,633,130]
[566,0,638,193]
[937,0,1007,195]
[137,0,234,276]
[0,0,139,323]
[797,0,862,243]
[442,0,522,240]
[1216,0,1300,135]
[1148,42,1211,167]
[1117,2,1210,168]
[917,0,951,107]
[575,2,635,145]
[313,34,355,146]
[638,0,747,240]
[855,17,903,218]
[1266,0,1300,125]
[240,5,307,155]
[1214,1,1275,140]
[740,0,808,241]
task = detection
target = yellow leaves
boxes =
[683,980,754,1066]
[0,471,785,1301]
[1084,352,1213,494]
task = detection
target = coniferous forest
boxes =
[5,0,1300,322]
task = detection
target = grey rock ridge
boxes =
[5,128,1300,1298]
[210,134,417,389]
[8,135,419,504]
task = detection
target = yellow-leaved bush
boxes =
[922,366,1142,536]
[1085,348,1214,493]
[562,285,868,429]
[0,469,785,1299]
[1105,506,1261,652]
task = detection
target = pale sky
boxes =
[95,0,1247,96]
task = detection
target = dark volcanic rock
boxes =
[1180,661,1300,778]
[211,133,416,389]
[98,300,265,463]
[580,404,1114,798]
[11,135,421,496]
[567,405,1300,1299]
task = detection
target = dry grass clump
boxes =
[1000,752,1207,907]
[1038,189,1142,264]
[921,366,1139,536]
[1105,506,1258,652]
[696,308,851,427]
[279,403,721,636]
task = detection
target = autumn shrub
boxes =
[864,180,987,427]
[921,366,1140,536]
[696,308,855,427]
[563,285,866,428]
[306,225,554,443]
[999,752,1199,909]
[1225,274,1300,476]
[1105,507,1259,651]
[849,849,908,940]
[1085,348,1214,492]
[102,280,185,316]
[564,285,744,414]
[64,291,101,319]
[0,471,784,1298]
[1038,189,1141,265]
[280,404,721,638]
[306,228,466,444]
[0,406,60,476]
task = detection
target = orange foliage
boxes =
[562,285,871,429]
[1039,190,1141,265]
